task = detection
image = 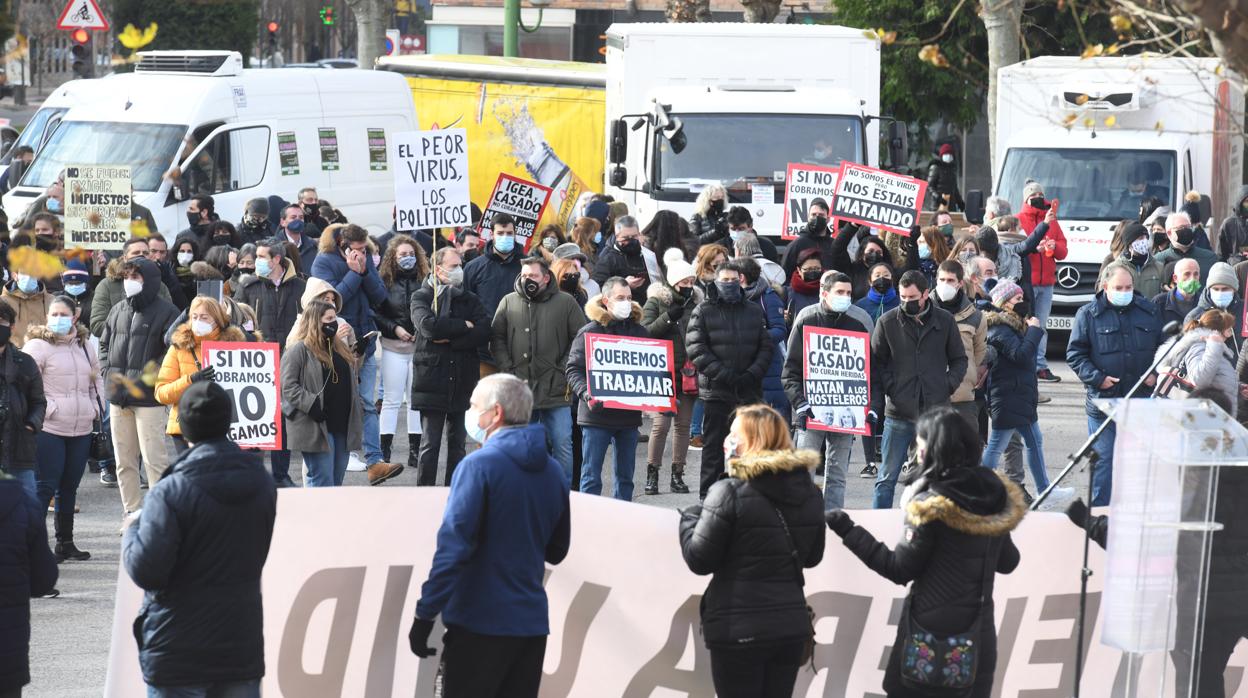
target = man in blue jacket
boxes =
[1067,260,1163,506]
[122,381,277,697]
[311,223,401,477]
[409,373,571,698]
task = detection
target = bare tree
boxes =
[981,0,1024,166]
[740,0,781,23]
[667,0,710,23]
[345,0,388,68]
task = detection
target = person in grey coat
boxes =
[1157,309,1239,418]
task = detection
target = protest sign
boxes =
[63,164,131,251]
[781,163,840,240]
[803,326,870,435]
[478,173,553,250]
[367,128,388,171]
[277,132,299,176]
[392,128,471,231]
[831,162,927,236]
[200,341,282,450]
[585,333,675,413]
[318,128,339,171]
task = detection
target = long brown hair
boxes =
[919,226,952,263]
[1184,309,1235,335]
[733,403,793,455]
[292,300,353,368]
[570,216,601,257]
[695,244,730,281]
[550,258,583,296]
[379,234,429,285]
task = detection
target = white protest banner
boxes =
[200,341,282,450]
[392,128,471,231]
[803,326,871,435]
[585,333,675,413]
[831,161,928,236]
[477,172,553,251]
[781,163,839,240]
[105,491,1248,697]
[64,164,131,251]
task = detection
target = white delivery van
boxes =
[2,50,417,237]
[603,23,895,240]
[984,56,1245,331]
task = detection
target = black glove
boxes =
[826,509,855,537]
[792,406,810,430]
[307,402,326,423]
[189,366,216,384]
[734,372,757,390]
[714,217,729,235]
[1066,498,1089,528]
[667,303,685,321]
[408,617,437,658]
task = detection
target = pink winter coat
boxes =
[23,323,104,438]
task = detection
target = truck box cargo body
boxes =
[993,56,1245,331]
[604,23,880,239]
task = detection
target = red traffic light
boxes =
[267,21,279,33]
[70,28,89,45]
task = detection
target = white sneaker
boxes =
[346,452,368,472]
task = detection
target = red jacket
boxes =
[1018,201,1068,286]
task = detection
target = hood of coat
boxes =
[25,322,90,346]
[129,258,164,308]
[167,438,272,505]
[485,423,557,473]
[512,272,561,303]
[906,470,1025,536]
[170,323,245,351]
[301,276,342,312]
[1236,184,1248,214]
[585,294,643,325]
[728,449,821,506]
[984,308,1025,334]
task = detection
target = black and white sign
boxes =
[477,172,553,251]
[200,341,282,450]
[831,162,928,236]
[585,333,676,413]
[64,164,131,251]
[392,128,471,231]
[781,163,840,240]
[803,326,870,435]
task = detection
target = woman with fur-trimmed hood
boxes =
[155,296,246,451]
[827,406,1024,698]
[679,404,824,696]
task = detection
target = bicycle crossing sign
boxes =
[56,0,109,31]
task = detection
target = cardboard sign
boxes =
[585,333,675,413]
[318,128,339,172]
[803,326,871,435]
[781,163,840,240]
[277,131,299,176]
[831,162,927,236]
[367,128,388,171]
[63,164,131,251]
[477,173,553,250]
[392,128,471,231]
[200,341,283,450]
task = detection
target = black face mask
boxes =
[462,248,480,264]
[303,204,319,216]
[187,212,202,228]
[619,239,641,256]
[522,278,542,298]
[871,278,892,294]
[808,216,828,235]
[676,286,693,299]
[864,252,882,266]
[0,325,11,346]
[715,281,742,303]
[1153,232,1169,249]
[709,200,724,215]
[321,321,338,338]
[1029,196,1048,210]
[801,269,822,282]
[559,275,579,292]
[902,299,924,316]
[213,235,231,246]
[1174,227,1196,247]
[1014,301,1031,319]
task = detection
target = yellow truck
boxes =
[378,54,605,231]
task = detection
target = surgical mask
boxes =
[286,219,305,235]
[444,266,464,287]
[47,198,62,213]
[715,281,742,303]
[1107,289,1134,307]
[494,235,515,254]
[542,237,558,251]
[917,242,931,259]
[255,258,272,277]
[939,223,954,239]
[1211,289,1234,308]
[902,299,924,316]
[593,232,603,245]
[941,154,953,164]
[15,275,36,294]
[729,229,745,243]
[123,279,143,298]
[825,295,852,313]
[177,252,194,267]
[48,316,73,336]
[398,255,418,271]
[63,282,87,297]
[371,254,381,268]
[191,319,215,337]
[610,299,632,320]
[1129,238,1151,257]
[709,200,724,214]
[465,408,488,444]
[1177,278,1202,297]
[935,282,959,302]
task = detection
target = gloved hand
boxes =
[667,303,685,321]
[734,372,757,391]
[865,410,880,435]
[792,406,811,430]
[307,402,326,423]
[587,398,604,412]
[826,509,855,537]
[189,366,216,384]
[408,617,437,658]
[1066,498,1089,529]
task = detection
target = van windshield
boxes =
[22,121,186,192]
[997,148,1176,221]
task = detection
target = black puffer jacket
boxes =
[235,259,306,355]
[984,310,1044,429]
[566,296,650,429]
[0,347,44,471]
[100,259,183,408]
[462,242,522,318]
[375,269,424,347]
[122,438,276,687]
[690,209,727,244]
[591,243,651,305]
[686,284,773,404]
[680,449,824,648]
[0,478,57,693]
[409,281,491,413]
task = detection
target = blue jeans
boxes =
[873,417,917,509]
[35,432,91,514]
[147,679,260,698]
[1088,412,1116,506]
[1033,284,1054,371]
[302,431,350,487]
[580,425,639,501]
[531,406,573,477]
[2,467,36,501]
[798,428,853,511]
[982,421,1049,490]
[359,351,383,465]
[691,399,704,438]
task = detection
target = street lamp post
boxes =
[502,0,548,58]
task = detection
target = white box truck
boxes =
[985,56,1245,330]
[602,23,894,239]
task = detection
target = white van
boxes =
[2,50,417,238]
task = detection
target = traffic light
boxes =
[70,28,91,79]
[267,21,278,53]
[319,7,334,25]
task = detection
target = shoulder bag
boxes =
[771,504,817,666]
[82,343,113,462]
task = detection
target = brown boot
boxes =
[367,460,404,486]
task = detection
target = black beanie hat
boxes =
[178,381,233,443]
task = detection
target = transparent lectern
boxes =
[1098,397,1248,697]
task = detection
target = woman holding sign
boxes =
[155,297,246,453]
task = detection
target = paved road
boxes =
[28,361,1093,695]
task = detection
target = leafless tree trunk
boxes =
[740,0,781,23]
[1177,0,1248,78]
[346,0,388,67]
[981,0,1024,167]
[667,0,711,22]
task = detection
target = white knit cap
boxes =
[666,259,696,286]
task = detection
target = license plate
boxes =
[1046,315,1074,331]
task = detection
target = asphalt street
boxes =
[26,359,1095,696]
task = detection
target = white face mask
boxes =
[610,299,632,320]
[177,252,194,266]
[123,278,143,298]
[935,282,959,302]
[464,407,489,443]
[191,319,215,337]
[941,154,954,164]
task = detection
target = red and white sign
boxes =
[57,0,109,31]
[781,163,840,240]
[803,326,871,435]
[585,333,676,413]
[477,172,553,251]
[200,341,283,450]
[831,161,927,236]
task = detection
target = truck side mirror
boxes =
[886,121,909,170]
[609,166,627,187]
[609,119,628,164]
[965,190,985,225]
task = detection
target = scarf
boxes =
[790,268,820,296]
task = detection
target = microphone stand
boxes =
[1029,318,1180,698]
